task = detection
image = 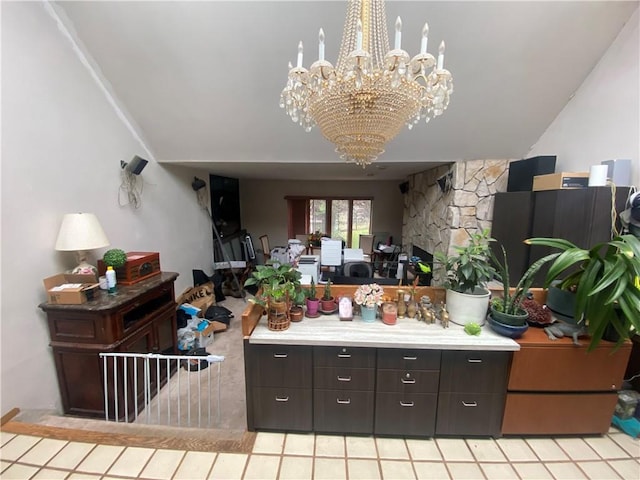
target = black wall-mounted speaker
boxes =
[127,155,148,175]
[399,181,409,194]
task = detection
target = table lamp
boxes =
[55,213,110,275]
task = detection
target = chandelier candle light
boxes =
[280,0,453,167]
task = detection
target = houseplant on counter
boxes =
[489,244,560,326]
[243,261,302,331]
[435,229,496,326]
[354,283,384,322]
[321,279,335,312]
[526,234,640,350]
[305,278,320,317]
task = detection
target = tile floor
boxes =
[1,428,638,479]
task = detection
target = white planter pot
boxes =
[446,288,491,326]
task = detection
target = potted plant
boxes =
[354,283,384,322]
[435,229,496,326]
[489,244,560,326]
[243,262,301,331]
[305,278,320,317]
[102,248,127,271]
[290,287,305,322]
[525,234,640,350]
[321,279,335,312]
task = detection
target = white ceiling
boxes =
[56,1,638,181]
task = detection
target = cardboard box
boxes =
[43,273,100,304]
[532,172,589,191]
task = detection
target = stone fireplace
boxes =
[402,159,510,284]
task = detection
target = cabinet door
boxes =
[314,367,375,391]
[439,351,510,394]
[54,348,105,417]
[154,306,177,355]
[375,392,437,437]
[314,389,374,434]
[377,370,440,394]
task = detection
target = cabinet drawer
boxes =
[502,392,617,435]
[374,392,437,437]
[377,349,441,370]
[439,351,510,394]
[508,344,630,392]
[248,345,311,388]
[314,389,374,434]
[377,370,440,394]
[314,367,375,391]
[252,387,312,432]
[314,346,375,368]
[436,392,505,437]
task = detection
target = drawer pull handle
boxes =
[467,359,482,363]
[337,376,352,382]
[401,378,416,384]
[403,356,417,360]
[336,398,351,405]
[338,353,351,358]
[275,396,289,402]
[273,353,288,358]
[462,401,478,407]
[400,401,415,407]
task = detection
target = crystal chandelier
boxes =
[280,0,453,167]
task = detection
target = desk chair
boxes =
[259,235,271,261]
[342,261,373,278]
[359,234,375,263]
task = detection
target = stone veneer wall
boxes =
[402,159,510,284]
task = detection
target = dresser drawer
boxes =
[377,349,441,371]
[248,345,311,388]
[436,392,505,437]
[314,366,375,391]
[314,346,376,368]
[374,392,437,437]
[314,389,374,434]
[252,387,312,432]
[377,369,440,394]
[439,351,510,394]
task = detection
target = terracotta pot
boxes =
[321,297,336,312]
[290,306,304,322]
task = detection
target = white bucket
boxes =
[446,288,491,326]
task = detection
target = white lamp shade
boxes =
[55,213,110,251]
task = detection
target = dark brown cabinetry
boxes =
[313,346,376,434]
[492,187,630,285]
[39,272,179,419]
[375,349,440,436]
[436,351,510,437]
[245,343,512,437]
[246,344,312,431]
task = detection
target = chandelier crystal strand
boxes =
[280,0,453,167]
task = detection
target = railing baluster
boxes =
[113,357,119,423]
[123,357,128,422]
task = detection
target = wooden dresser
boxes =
[39,272,179,419]
[502,327,631,435]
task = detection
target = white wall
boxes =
[0,2,213,415]
[528,7,639,188]
[240,180,404,248]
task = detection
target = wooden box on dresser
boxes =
[39,272,179,420]
[502,328,632,435]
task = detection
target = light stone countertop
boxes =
[249,314,520,351]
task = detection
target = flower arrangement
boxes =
[354,283,385,308]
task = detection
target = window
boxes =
[287,197,372,248]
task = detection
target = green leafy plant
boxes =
[306,278,318,300]
[435,229,496,294]
[323,278,332,301]
[102,249,127,268]
[525,234,640,350]
[489,244,560,315]
[244,261,301,306]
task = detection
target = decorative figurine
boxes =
[440,303,450,328]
